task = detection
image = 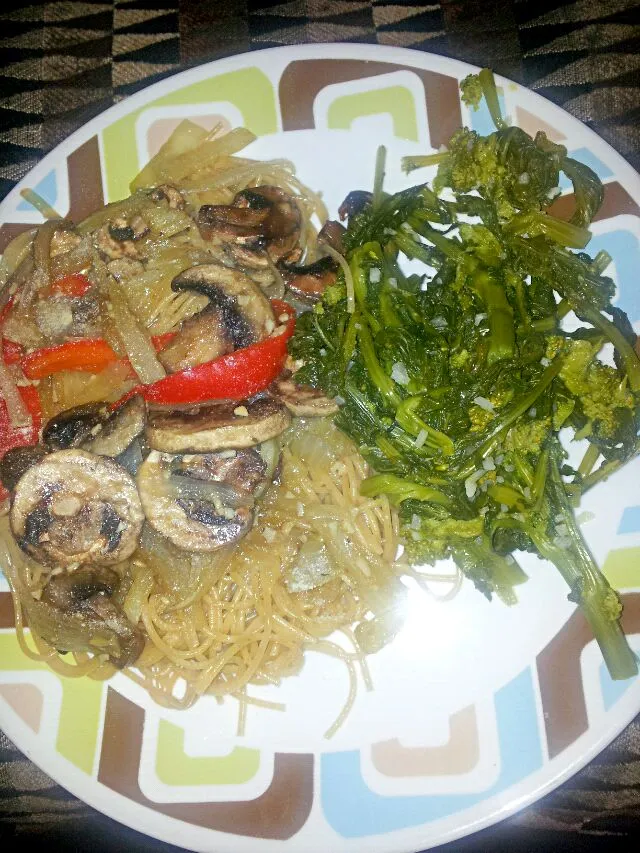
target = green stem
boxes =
[472,269,515,364]
[478,68,507,130]
[372,145,387,209]
[395,396,455,455]
[361,473,452,507]
[578,442,600,478]
[401,152,448,173]
[357,323,401,410]
[463,357,565,462]
[582,307,640,393]
[536,448,638,680]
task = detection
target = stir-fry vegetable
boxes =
[139,299,295,405]
[289,70,640,679]
[0,385,41,500]
[22,338,121,379]
[50,273,93,297]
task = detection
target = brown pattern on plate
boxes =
[0,590,14,629]
[549,181,640,225]
[278,59,462,150]
[537,592,640,760]
[0,134,104,253]
[371,704,480,777]
[98,688,314,840]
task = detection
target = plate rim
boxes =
[0,40,639,853]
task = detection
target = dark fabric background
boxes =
[1,1,640,851]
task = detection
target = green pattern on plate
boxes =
[155,719,261,786]
[101,68,278,202]
[0,633,103,774]
[327,86,420,141]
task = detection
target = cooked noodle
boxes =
[2,419,402,736]
[0,120,456,736]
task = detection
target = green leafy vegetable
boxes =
[289,68,640,680]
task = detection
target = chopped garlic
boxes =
[262,526,276,543]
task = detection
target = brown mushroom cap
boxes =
[137,450,256,552]
[157,307,234,373]
[83,394,146,457]
[279,255,338,302]
[11,449,144,567]
[271,377,339,417]
[29,567,144,669]
[171,264,275,347]
[145,397,291,453]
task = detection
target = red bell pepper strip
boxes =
[2,339,24,365]
[0,296,15,325]
[150,332,177,351]
[20,332,178,380]
[21,338,120,379]
[0,384,42,500]
[139,299,296,405]
[50,273,93,298]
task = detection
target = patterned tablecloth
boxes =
[0,1,639,851]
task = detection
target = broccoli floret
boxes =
[434,129,515,220]
[504,416,552,456]
[469,404,494,432]
[460,74,484,110]
[560,340,634,437]
[459,223,505,267]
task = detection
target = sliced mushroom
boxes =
[43,403,111,451]
[170,448,268,496]
[146,397,291,453]
[197,205,267,246]
[0,445,48,493]
[137,450,255,551]
[339,190,373,221]
[233,189,274,210]
[198,186,302,268]
[318,220,346,254]
[83,394,146,457]
[149,184,185,209]
[11,449,144,567]
[33,294,101,341]
[279,255,338,302]
[78,592,145,667]
[42,565,120,610]
[271,377,339,417]
[158,306,233,373]
[38,566,144,668]
[115,437,144,476]
[171,264,274,346]
[240,186,302,263]
[95,214,148,260]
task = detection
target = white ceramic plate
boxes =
[1,43,639,853]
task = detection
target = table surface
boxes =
[1,1,639,851]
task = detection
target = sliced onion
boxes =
[108,281,166,384]
[123,562,155,625]
[0,229,35,288]
[0,345,31,430]
[170,472,250,509]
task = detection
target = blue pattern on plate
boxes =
[468,92,507,137]
[558,148,614,190]
[17,169,58,213]
[617,506,640,535]
[588,230,640,323]
[321,667,542,837]
[599,642,640,711]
